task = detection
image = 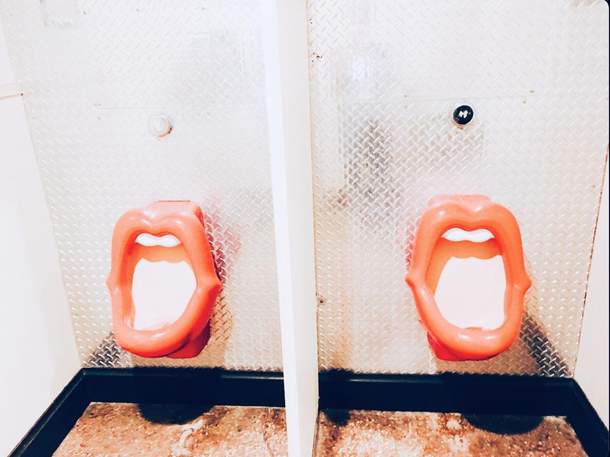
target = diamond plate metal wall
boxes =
[0,0,282,369]
[308,0,609,375]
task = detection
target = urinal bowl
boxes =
[406,195,531,361]
[107,201,221,359]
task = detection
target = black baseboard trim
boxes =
[566,379,610,457]
[319,371,570,415]
[10,369,609,457]
[10,368,285,457]
[81,367,286,407]
[319,371,609,457]
[9,371,90,457]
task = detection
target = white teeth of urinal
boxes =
[135,233,181,248]
[441,228,494,243]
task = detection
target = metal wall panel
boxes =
[308,0,609,375]
[1,0,282,370]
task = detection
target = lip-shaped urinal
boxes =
[107,201,221,358]
[406,195,531,361]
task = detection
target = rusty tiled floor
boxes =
[315,410,586,457]
[55,403,586,456]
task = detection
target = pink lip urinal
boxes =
[107,201,221,358]
[406,195,531,361]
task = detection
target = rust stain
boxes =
[54,403,287,457]
[315,410,586,457]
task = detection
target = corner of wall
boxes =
[0,20,80,456]
[576,164,609,426]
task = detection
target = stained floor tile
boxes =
[315,410,586,457]
[55,404,587,456]
[54,403,287,457]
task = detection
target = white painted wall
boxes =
[0,20,80,456]
[576,166,609,426]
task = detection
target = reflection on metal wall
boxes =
[1,0,282,370]
[308,0,609,375]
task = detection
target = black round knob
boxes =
[453,105,474,126]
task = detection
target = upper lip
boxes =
[408,195,530,293]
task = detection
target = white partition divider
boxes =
[0,21,80,456]
[576,165,609,426]
[262,1,319,456]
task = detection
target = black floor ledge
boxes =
[10,368,609,457]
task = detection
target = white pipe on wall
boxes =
[0,20,80,455]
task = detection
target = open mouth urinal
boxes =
[406,195,531,361]
[107,201,221,358]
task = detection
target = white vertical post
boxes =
[576,165,609,426]
[261,1,318,456]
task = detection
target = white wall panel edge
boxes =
[0,19,80,456]
[262,0,319,455]
[576,164,609,426]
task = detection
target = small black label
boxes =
[453,105,474,126]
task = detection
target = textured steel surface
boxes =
[308,0,609,375]
[1,0,282,369]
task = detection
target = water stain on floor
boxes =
[54,403,287,457]
[315,410,586,457]
[55,404,586,456]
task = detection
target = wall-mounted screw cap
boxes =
[148,115,173,137]
[452,105,474,127]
